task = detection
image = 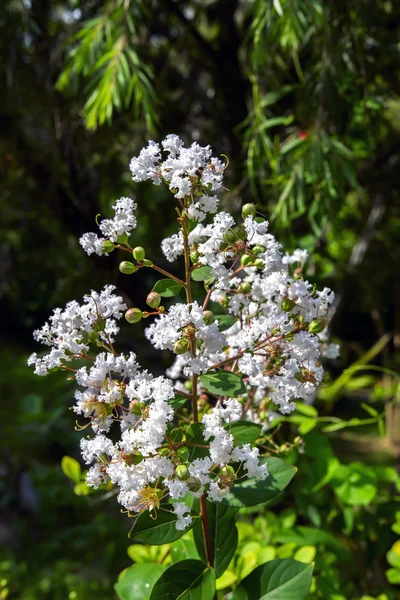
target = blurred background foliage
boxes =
[1,0,400,598]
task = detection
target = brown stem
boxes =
[202,288,212,310]
[182,201,211,574]
[200,495,213,567]
[151,264,187,287]
[181,209,199,422]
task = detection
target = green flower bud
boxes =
[239,282,251,294]
[309,320,325,334]
[203,310,215,325]
[119,261,135,275]
[254,258,264,269]
[177,447,189,462]
[142,259,153,267]
[146,292,161,308]
[125,308,143,324]
[102,240,115,254]
[174,338,190,355]
[175,465,190,481]
[281,298,296,312]
[220,465,235,477]
[133,246,146,261]
[241,255,253,267]
[186,476,201,492]
[284,332,294,341]
[219,465,237,488]
[252,245,266,255]
[224,229,238,244]
[121,451,143,466]
[184,380,193,391]
[190,248,199,263]
[117,233,129,245]
[218,295,229,308]
[129,399,142,415]
[242,203,256,219]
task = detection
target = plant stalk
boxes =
[200,495,213,567]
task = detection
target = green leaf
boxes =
[233,559,313,600]
[293,546,316,563]
[275,526,348,556]
[61,456,81,484]
[73,481,91,496]
[132,505,196,545]
[153,279,183,297]
[226,421,262,445]
[331,462,377,506]
[186,423,209,461]
[193,499,238,578]
[216,569,237,590]
[200,371,245,397]
[115,563,165,600]
[170,394,189,410]
[149,560,216,600]
[386,568,400,585]
[223,457,297,507]
[215,315,238,332]
[273,0,283,17]
[387,541,400,569]
[170,537,200,564]
[191,266,213,281]
[295,402,318,418]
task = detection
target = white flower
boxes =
[79,232,106,256]
[161,232,184,262]
[27,286,126,375]
[98,197,137,242]
[173,502,192,530]
[187,195,219,222]
[282,249,308,265]
[129,141,161,184]
[80,197,137,254]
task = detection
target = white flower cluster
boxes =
[130,134,224,218]
[80,197,137,256]
[145,301,226,376]
[28,286,126,376]
[29,134,339,533]
[163,213,336,414]
[29,295,269,529]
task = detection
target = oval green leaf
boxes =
[132,505,196,545]
[153,279,183,297]
[115,563,165,600]
[191,266,213,281]
[226,421,262,445]
[275,526,348,557]
[215,315,238,332]
[61,456,81,484]
[200,371,246,397]
[186,422,209,461]
[235,558,313,600]
[222,457,297,507]
[170,394,189,410]
[149,559,216,600]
